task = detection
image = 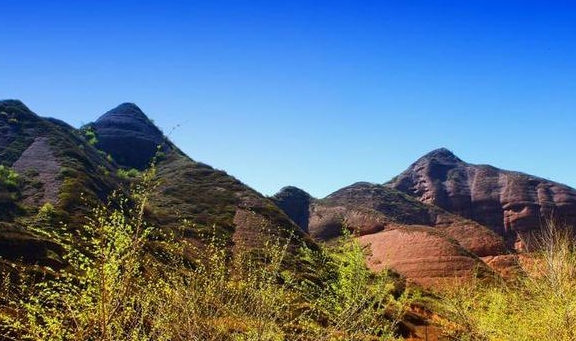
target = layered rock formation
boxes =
[358,227,491,288]
[273,182,507,286]
[386,148,576,250]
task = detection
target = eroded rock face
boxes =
[312,182,505,255]
[386,148,576,250]
[92,103,167,170]
[358,227,492,288]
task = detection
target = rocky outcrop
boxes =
[386,148,576,250]
[91,103,168,170]
[12,137,62,206]
[358,226,492,288]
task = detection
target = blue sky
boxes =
[1,1,575,197]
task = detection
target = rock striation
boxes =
[358,226,491,288]
[12,137,62,206]
[386,148,576,250]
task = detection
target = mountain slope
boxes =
[88,103,310,252]
[386,148,576,250]
[0,100,119,268]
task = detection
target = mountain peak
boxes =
[0,100,38,122]
[387,148,576,251]
[273,186,313,200]
[97,103,149,122]
[91,103,167,170]
[0,99,31,111]
[420,148,462,163]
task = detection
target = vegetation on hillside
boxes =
[0,164,415,340]
[0,165,20,202]
[439,220,576,341]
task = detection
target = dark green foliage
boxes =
[0,100,121,272]
[0,101,45,166]
[0,222,64,268]
[0,135,34,167]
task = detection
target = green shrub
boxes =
[0,165,20,189]
[82,127,98,146]
[117,168,141,180]
[293,229,414,340]
[38,202,55,217]
[58,167,77,179]
[0,166,162,340]
[0,166,21,202]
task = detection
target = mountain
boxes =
[5,99,574,290]
[4,100,430,340]
[272,182,511,287]
[273,148,576,286]
[88,103,312,252]
[0,100,310,272]
[89,103,171,170]
[386,148,576,250]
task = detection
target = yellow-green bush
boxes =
[0,165,413,341]
[440,221,576,341]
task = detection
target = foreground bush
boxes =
[0,165,413,341]
[440,221,576,341]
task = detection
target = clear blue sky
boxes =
[1,1,575,198]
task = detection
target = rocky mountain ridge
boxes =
[386,148,576,250]
[3,99,575,289]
